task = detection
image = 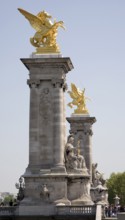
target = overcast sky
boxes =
[0,0,125,193]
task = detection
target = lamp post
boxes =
[114,195,120,206]
[15,177,25,201]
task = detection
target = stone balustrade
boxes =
[0,205,99,219]
[0,207,17,216]
[56,205,96,215]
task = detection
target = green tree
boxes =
[107,172,125,205]
[3,194,14,205]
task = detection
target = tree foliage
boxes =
[3,194,14,205]
[107,172,125,205]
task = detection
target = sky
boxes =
[0,0,125,194]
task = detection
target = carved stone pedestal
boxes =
[91,187,108,205]
[67,174,93,205]
[20,173,70,207]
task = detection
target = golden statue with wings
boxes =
[18,8,65,54]
[68,83,89,114]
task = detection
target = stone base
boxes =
[22,165,93,207]
[30,53,62,58]
[67,168,88,175]
[18,205,55,216]
[71,196,94,205]
[54,198,71,206]
[90,187,108,205]
[67,175,93,205]
[71,113,90,117]
[35,45,60,54]
[22,173,69,206]
[51,166,66,173]
[21,172,93,207]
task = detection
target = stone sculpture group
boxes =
[65,135,87,171]
[15,8,108,217]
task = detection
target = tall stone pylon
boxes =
[22,57,73,173]
[20,56,73,209]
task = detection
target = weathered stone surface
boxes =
[21,58,73,174]
[67,175,93,205]
[12,56,97,217]
[65,134,88,173]
[21,174,70,206]
[66,116,96,180]
[20,57,74,211]
[91,187,108,205]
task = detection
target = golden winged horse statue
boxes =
[68,83,90,114]
[18,8,65,54]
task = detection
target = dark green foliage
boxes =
[107,172,125,205]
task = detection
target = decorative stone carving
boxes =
[91,163,108,205]
[67,116,96,184]
[51,78,67,91]
[40,184,50,202]
[65,134,88,174]
[27,79,40,88]
[91,182,108,205]
[69,124,93,136]
[83,126,93,136]
[92,163,106,187]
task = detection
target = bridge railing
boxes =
[0,207,17,216]
[56,205,96,215]
[0,204,103,217]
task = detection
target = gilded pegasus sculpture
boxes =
[18,8,65,54]
[68,83,90,114]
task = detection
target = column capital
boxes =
[52,78,68,91]
[67,116,96,136]
[27,79,40,88]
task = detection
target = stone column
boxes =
[66,116,96,179]
[21,57,73,174]
[51,78,67,172]
[27,79,40,170]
